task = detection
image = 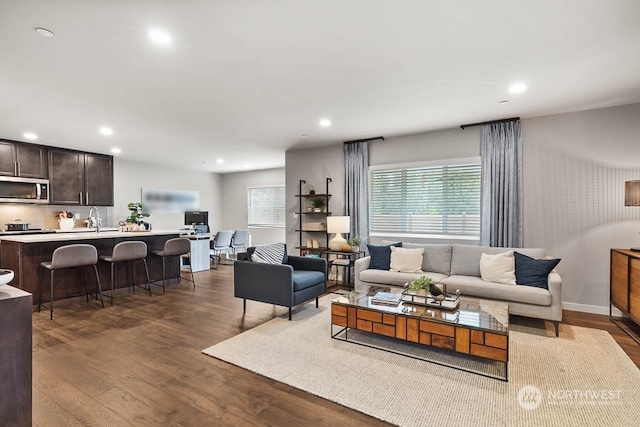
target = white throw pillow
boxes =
[389,246,424,273]
[480,251,516,285]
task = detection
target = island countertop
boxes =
[0,230,183,305]
[0,229,181,244]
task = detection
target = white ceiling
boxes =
[1,0,639,173]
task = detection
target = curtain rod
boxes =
[343,136,385,144]
[460,117,520,130]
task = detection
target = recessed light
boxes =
[216,158,224,164]
[319,119,331,127]
[23,132,38,140]
[35,28,55,38]
[244,164,250,168]
[148,29,172,46]
[99,127,113,135]
[110,147,121,154]
[499,100,509,105]
[508,83,527,94]
[301,134,309,138]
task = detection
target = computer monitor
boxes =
[184,210,208,226]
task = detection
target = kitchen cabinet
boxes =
[0,139,48,178]
[48,148,114,206]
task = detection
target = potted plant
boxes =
[57,210,75,230]
[126,202,150,226]
[311,198,325,212]
[347,236,362,252]
[406,276,433,296]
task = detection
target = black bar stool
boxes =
[100,241,151,304]
[38,244,104,319]
[151,237,195,293]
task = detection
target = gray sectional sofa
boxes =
[354,243,562,336]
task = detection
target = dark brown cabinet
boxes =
[0,140,47,178]
[48,148,113,206]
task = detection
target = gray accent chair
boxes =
[234,245,327,320]
[38,244,104,319]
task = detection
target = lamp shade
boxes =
[625,180,640,206]
[327,216,350,233]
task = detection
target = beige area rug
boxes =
[202,296,640,427]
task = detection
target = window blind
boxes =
[369,161,481,237]
[247,186,285,228]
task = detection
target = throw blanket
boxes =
[251,242,285,264]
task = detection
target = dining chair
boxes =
[230,229,250,259]
[210,230,233,268]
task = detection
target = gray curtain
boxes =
[480,121,523,247]
[343,141,369,245]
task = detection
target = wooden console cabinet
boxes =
[0,286,32,426]
[610,249,640,341]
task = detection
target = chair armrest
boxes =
[287,255,328,276]
[233,260,294,306]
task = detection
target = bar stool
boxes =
[100,241,151,305]
[38,244,104,320]
[151,237,195,293]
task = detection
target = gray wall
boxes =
[221,168,286,246]
[286,144,344,252]
[523,103,640,311]
[284,102,640,313]
[113,158,222,231]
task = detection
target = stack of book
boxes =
[371,291,402,306]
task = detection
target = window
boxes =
[369,158,481,238]
[247,186,285,228]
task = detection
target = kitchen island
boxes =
[0,230,182,307]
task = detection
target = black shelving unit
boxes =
[295,177,332,255]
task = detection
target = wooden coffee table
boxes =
[331,293,509,381]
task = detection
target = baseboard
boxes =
[562,302,622,316]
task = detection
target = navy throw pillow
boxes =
[367,242,402,270]
[514,252,560,289]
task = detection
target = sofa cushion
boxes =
[401,243,453,275]
[359,269,449,287]
[480,251,516,285]
[367,242,402,270]
[292,270,325,291]
[251,242,286,264]
[514,252,561,289]
[450,245,546,277]
[441,275,552,306]
[390,246,424,273]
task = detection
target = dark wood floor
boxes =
[32,266,640,426]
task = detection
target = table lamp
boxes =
[625,180,640,251]
[327,216,350,250]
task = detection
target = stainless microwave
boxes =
[0,176,49,203]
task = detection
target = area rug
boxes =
[202,296,640,426]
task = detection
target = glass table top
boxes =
[332,292,509,334]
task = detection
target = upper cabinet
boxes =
[48,149,114,206]
[0,140,48,178]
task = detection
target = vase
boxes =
[58,218,74,230]
[350,245,360,253]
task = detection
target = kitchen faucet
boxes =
[88,206,101,233]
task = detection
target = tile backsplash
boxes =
[0,205,112,231]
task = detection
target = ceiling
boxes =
[1,1,639,173]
